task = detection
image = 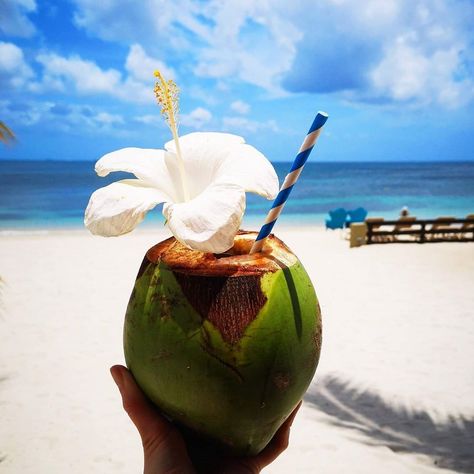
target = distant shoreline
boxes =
[0,220,326,237]
[3,210,474,233]
[1,158,474,164]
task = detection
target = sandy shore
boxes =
[0,226,473,473]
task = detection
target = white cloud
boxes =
[1,42,173,107]
[1,100,67,127]
[68,0,474,107]
[188,2,301,93]
[0,41,34,90]
[35,44,170,104]
[371,39,430,102]
[281,0,474,108]
[118,77,153,104]
[0,0,37,37]
[230,100,250,114]
[36,52,121,94]
[135,108,212,130]
[134,114,162,126]
[125,44,174,82]
[1,98,128,133]
[222,116,278,134]
[181,107,212,129]
[186,85,219,105]
[0,42,29,72]
[94,112,124,125]
[370,36,474,108]
[70,0,300,93]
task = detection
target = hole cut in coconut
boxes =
[214,231,257,258]
[146,230,297,276]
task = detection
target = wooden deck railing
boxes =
[365,218,474,244]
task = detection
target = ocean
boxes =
[1,160,473,231]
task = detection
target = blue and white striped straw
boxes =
[250,111,329,254]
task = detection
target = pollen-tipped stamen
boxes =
[154,70,190,202]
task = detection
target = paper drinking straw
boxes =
[250,111,328,254]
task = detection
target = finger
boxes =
[110,365,173,446]
[252,401,302,469]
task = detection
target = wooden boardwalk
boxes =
[364,217,474,244]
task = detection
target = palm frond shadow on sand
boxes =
[305,375,474,473]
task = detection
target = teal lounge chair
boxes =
[325,208,347,229]
[346,207,368,227]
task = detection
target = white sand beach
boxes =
[0,226,473,473]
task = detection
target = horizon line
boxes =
[1,158,474,164]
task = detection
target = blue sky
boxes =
[1,0,473,162]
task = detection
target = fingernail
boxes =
[110,366,124,390]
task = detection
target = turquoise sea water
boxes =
[1,160,473,230]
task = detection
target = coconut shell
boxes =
[124,231,322,456]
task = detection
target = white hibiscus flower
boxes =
[84,71,279,253]
[84,132,279,253]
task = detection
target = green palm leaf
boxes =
[0,121,15,144]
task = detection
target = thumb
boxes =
[110,365,173,449]
[252,401,302,470]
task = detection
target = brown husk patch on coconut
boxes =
[173,271,267,345]
[144,231,296,344]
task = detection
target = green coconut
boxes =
[124,230,322,456]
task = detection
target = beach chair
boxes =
[365,217,385,243]
[325,208,347,230]
[390,216,417,242]
[460,214,474,240]
[428,216,456,240]
[346,207,368,227]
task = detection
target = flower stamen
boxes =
[154,70,190,202]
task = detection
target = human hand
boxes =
[110,365,301,474]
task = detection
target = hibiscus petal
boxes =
[163,182,245,253]
[164,133,244,200]
[216,143,279,199]
[84,179,170,236]
[165,132,244,156]
[95,147,178,201]
[164,132,278,201]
